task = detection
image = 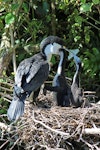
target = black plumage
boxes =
[7,36,65,121]
[44,49,71,106]
[7,53,49,121]
[44,51,83,107]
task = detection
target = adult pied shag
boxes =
[44,48,71,106]
[7,36,66,121]
[71,55,83,107]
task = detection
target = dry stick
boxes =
[0,139,10,149]
[0,86,13,92]
[0,92,12,99]
[93,143,100,150]
[10,26,17,74]
[0,81,13,87]
[32,110,100,137]
[0,122,10,132]
[84,128,100,135]
[81,138,97,150]
[0,132,18,149]
[9,138,20,150]
[32,111,70,137]
[2,97,11,103]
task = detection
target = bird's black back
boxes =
[15,52,49,98]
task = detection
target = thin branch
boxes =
[84,128,100,135]
[0,86,13,92]
[83,13,100,25]
[51,0,56,35]
[32,111,70,137]
[10,25,17,74]
[0,132,18,149]
[85,20,100,30]
[9,138,20,150]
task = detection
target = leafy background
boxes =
[0,0,100,111]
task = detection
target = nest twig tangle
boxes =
[0,90,100,150]
[0,78,100,150]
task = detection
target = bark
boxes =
[0,0,24,76]
[0,30,12,76]
[51,0,56,35]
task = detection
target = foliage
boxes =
[0,0,100,149]
[55,0,100,87]
[0,77,12,120]
[0,0,100,91]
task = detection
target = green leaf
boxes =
[81,0,86,3]
[43,1,49,13]
[74,36,81,42]
[22,2,29,13]
[68,49,79,60]
[75,16,83,25]
[85,34,90,44]
[80,3,92,13]
[0,19,4,29]
[5,13,15,24]
[11,4,19,11]
[92,0,100,4]
[50,55,56,65]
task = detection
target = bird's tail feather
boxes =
[7,98,25,121]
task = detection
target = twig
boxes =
[0,92,12,99]
[0,122,11,132]
[81,138,96,150]
[0,86,13,92]
[32,111,70,137]
[9,138,20,150]
[84,128,100,135]
[0,132,18,149]
[10,25,17,74]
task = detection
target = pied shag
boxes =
[44,48,71,106]
[71,55,83,107]
[7,36,66,121]
[44,51,83,107]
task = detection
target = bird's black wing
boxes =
[15,54,44,88]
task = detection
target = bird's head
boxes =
[40,36,66,62]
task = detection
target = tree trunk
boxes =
[0,30,12,76]
[51,0,56,35]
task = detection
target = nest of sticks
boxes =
[0,78,100,150]
[0,91,100,150]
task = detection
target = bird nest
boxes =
[0,90,99,150]
[0,78,100,150]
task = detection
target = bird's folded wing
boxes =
[15,57,43,87]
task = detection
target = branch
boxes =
[0,122,11,132]
[51,0,56,35]
[10,25,17,74]
[85,20,100,31]
[32,112,70,137]
[84,128,100,135]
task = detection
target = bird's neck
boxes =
[72,66,80,86]
[43,44,52,63]
[57,51,66,76]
